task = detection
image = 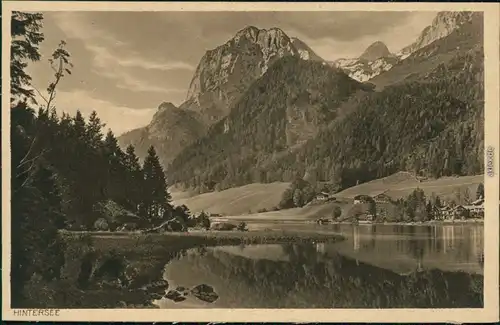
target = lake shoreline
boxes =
[328,219,484,226]
[60,229,346,243]
[215,217,484,226]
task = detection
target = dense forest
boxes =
[10,12,182,305]
[168,43,484,194]
[168,56,372,192]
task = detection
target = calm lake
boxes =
[156,223,484,308]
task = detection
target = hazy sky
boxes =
[27,11,437,136]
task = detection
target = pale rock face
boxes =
[399,11,476,57]
[290,37,325,62]
[297,49,310,60]
[185,26,304,122]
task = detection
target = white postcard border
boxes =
[2,1,499,323]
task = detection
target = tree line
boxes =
[10,12,182,306]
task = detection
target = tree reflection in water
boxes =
[165,242,483,308]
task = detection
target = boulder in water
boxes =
[142,279,169,294]
[165,290,182,301]
[190,284,219,303]
[173,296,186,302]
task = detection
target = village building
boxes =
[462,204,484,218]
[316,191,335,201]
[353,194,374,204]
[453,205,469,219]
[471,198,484,206]
[374,193,392,204]
[438,206,454,220]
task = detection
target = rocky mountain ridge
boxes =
[398,11,478,59]
[118,26,324,165]
[330,11,479,83]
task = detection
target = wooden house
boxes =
[316,192,330,201]
[353,194,374,204]
[374,193,392,203]
[471,198,484,206]
[462,204,484,217]
[439,206,454,220]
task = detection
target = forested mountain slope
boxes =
[167,56,372,192]
[168,32,484,194]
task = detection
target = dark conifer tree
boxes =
[123,144,143,212]
[142,146,172,224]
[476,182,484,200]
[103,129,127,206]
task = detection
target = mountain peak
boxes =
[234,25,260,40]
[359,41,391,61]
[158,102,177,111]
[185,25,299,110]
[398,11,479,58]
[233,25,288,44]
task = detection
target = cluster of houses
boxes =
[437,198,484,220]
[351,192,485,221]
[313,185,486,223]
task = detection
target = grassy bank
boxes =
[171,182,291,215]
[334,172,483,201]
[170,173,483,222]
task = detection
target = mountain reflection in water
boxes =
[156,224,483,309]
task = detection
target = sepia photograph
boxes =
[2,1,499,323]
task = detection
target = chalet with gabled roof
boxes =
[374,192,392,203]
[353,194,374,204]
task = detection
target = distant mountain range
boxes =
[329,11,480,82]
[119,11,484,195]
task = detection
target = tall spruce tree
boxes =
[103,129,127,206]
[476,182,484,200]
[124,144,143,213]
[142,146,172,224]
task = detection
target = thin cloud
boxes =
[92,64,186,94]
[46,89,156,136]
[50,11,194,95]
[88,44,195,72]
[49,11,126,46]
